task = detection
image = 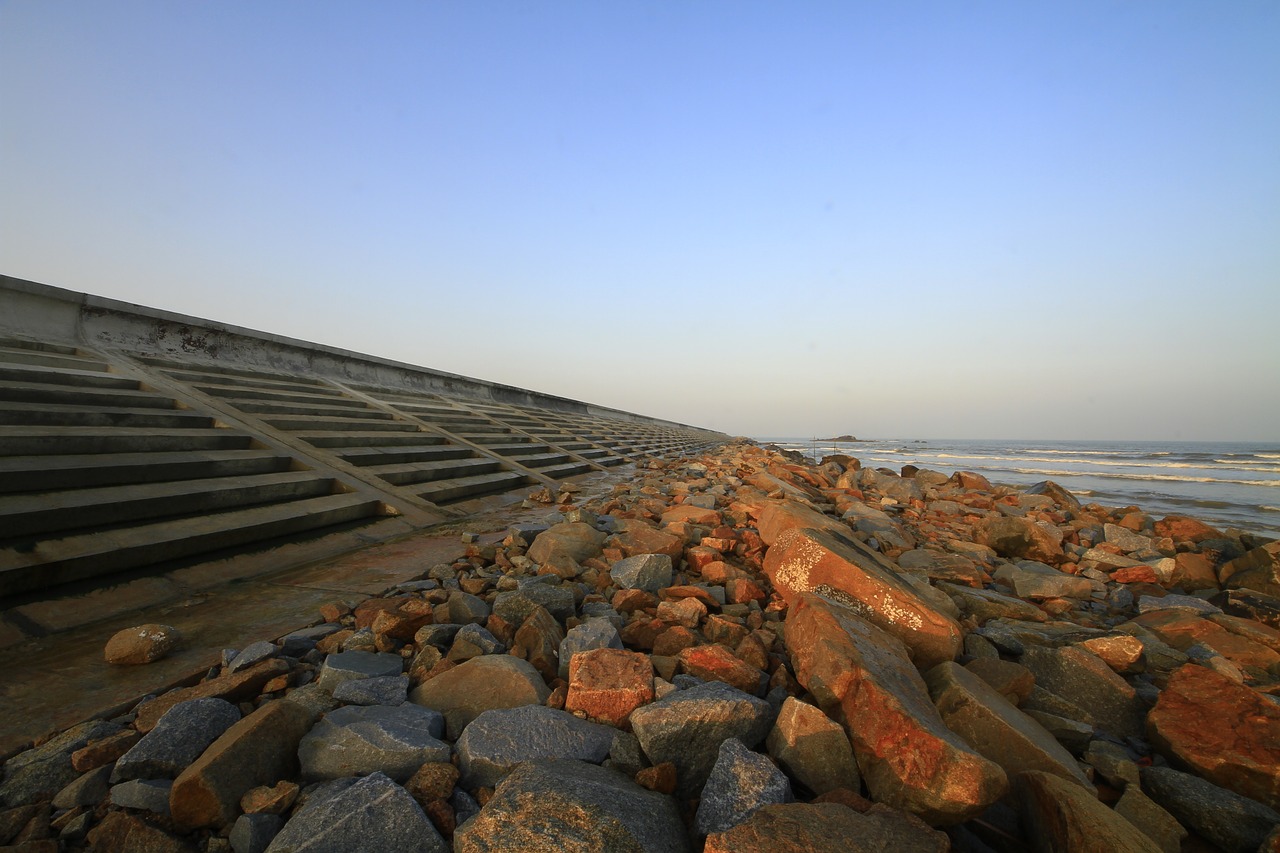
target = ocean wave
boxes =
[1262,506,1280,513]
[1005,467,1280,488]
[865,451,1276,474]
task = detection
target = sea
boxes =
[754,437,1280,541]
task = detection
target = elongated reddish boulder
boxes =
[1147,663,1280,811]
[785,593,1007,825]
[765,527,962,669]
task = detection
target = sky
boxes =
[2,2,1278,441]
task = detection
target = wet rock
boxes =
[558,616,622,680]
[976,516,1063,564]
[785,593,1006,824]
[114,698,241,781]
[455,705,616,788]
[454,759,689,853]
[1146,663,1280,810]
[1140,765,1280,853]
[170,698,320,830]
[526,522,608,565]
[298,703,449,782]
[694,738,791,836]
[629,679,774,797]
[1018,644,1147,739]
[763,526,963,669]
[0,719,120,806]
[704,802,949,853]
[765,696,859,795]
[565,647,654,728]
[315,650,403,693]
[925,661,1090,788]
[264,772,446,853]
[610,553,673,592]
[409,654,551,740]
[104,624,181,665]
[1017,769,1160,852]
[331,674,409,706]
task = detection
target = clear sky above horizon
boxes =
[3,1,1278,441]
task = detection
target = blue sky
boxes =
[3,2,1277,440]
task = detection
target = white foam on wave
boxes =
[1007,467,1280,488]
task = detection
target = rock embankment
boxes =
[3,439,1280,851]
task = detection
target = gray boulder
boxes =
[611,554,673,592]
[108,778,172,814]
[315,650,403,692]
[0,719,120,806]
[558,617,623,680]
[1140,766,1280,853]
[456,705,617,788]
[298,704,449,782]
[231,813,284,853]
[493,583,577,624]
[228,641,280,673]
[695,738,792,836]
[331,675,409,706]
[113,697,240,781]
[446,623,506,662]
[265,772,446,853]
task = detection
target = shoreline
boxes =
[2,439,1277,850]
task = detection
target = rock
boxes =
[995,560,1093,600]
[1146,663,1280,810]
[941,582,1049,624]
[446,623,506,662]
[453,759,690,853]
[104,624,181,665]
[315,650,403,693]
[1017,769,1161,852]
[765,696,858,796]
[976,516,1063,564]
[607,519,685,562]
[1026,481,1082,511]
[565,647,654,728]
[330,674,409,706]
[1141,765,1280,853]
[264,772,446,853]
[134,658,291,732]
[230,813,283,853]
[1113,786,1187,853]
[1169,552,1219,591]
[438,591,490,626]
[1221,541,1280,597]
[1153,515,1223,544]
[0,719,120,806]
[492,583,576,625]
[85,810,195,853]
[924,661,1091,789]
[227,641,279,674]
[1105,523,1156,554]
[110,778,173,814]
[629,680,774,797]
[694,738,792,836]
[526,521,607,564]
[405,760,458,805]
[1084,739,1141,789]
[704,802,949,853]
[662,504,722,526]
[784,593,1006,824]
[239,781,299,816]
[962,657,1035,705]
[170,698,320,830]
[52,764,112,809]
[1137,593,1220,616]
[298,703,449,783]
[763,526,963,669]
[897,550,986,588]
[841,503,915,551]
[455,705,616,788]
[114,698,241,781]
[610,553,674,592]
[409,654,551,740]
[1018,644,1146,739]
[510,605,563,682]
[754,499,849,546]
[677,643,766,696]
[558,617,623,680]
[70,728,141,771]
[1076,635,1146,674]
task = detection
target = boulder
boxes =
[784,593,1006,824]
[1017,769,1161,852]
[330,675,409,706]
[409,654,550,740]
[1153,515,1224,544]
[453,760,690,853]
[754,499,848,547]
[455,705,616,788]
[510,605,564,682]
[677,643,766,696]
[704,802,949,853]
[976,516,1064,565]
[1220,541,1280,597]
[264,772,445,853]
[558,617,623,680]
[694,738,792,836]
[1025,481,1082,511]
[763,526,962,669]
[526,522,607,564]
[1113,786,1187,853]
[629,680,774,797]
[298,704,449,783]
[565,647,654,728]
[610,553,674,593]
[134,659,292,732]
[606,519,685,562]
[493,583,576,624]
[0,719,120,806]
[1018,644,1146,739]
[315,651,403,693]
[104,624,181,665]
[765,696,859,796]
[113,698,240,781]
[1146,663,1280,810]
[1140,765,1280,853]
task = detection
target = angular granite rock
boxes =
[558,617,623,680]
[703,802,949,853]
[526,522,608,565]
[264,772,445,853]
[694,738,792,836]
[114,698,241,781]
[409,654,550,740]
[298,703,449,783]
[0,719,120,806]
[565,647,654,728]
[315,650,403,693]
[611,553,674,593]
[763,526,962,669]
[1018,644,1147,739]
[924,661,1090,789]
[1146,663,1280,811]
[1140,765,1280,853]
[456,705,615,788]
[135,658,291,732]
[976,516,1063,565]
[765,696,859,796]
[1017,770,1160,852]
[453,759,690,853]
[784,592,1006,825]
[629,680,774,797]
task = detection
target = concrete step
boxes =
[336,443,467,466]
[0,427,252,456]
[294,430,439,449]
[0,347,110,372]
[0,379,181,410]
[507,451,572,469]
[414,470,527,504]
[363,457,502,486]
[0,449,293,493]
[1,471,338,540]
[159,369,348,398]
[0,401,213,429]
[189,384,368,406]
[261,415,419,432]
[539,461,596,479]
[0,492,386,596]
[0,363,139,390]
[228,398,397,419]
[483,442,546,455]
[454,433,525,446]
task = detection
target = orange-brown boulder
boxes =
[1147,663,1280,811]
[785,593,1006,824]
[1017,770,1161,852]
[976,516,1064,565]
[677,643,766,696]
[755,499,848,546]
[1153,515,1224,543]
[704,801,949,852]
[565,647,654,728]
[606,519,684,562]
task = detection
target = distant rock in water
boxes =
[824,435,859,442]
